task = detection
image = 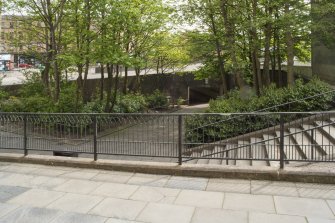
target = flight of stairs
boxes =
[184,116,335,167]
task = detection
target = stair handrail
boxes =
[187,89,335,132]
[185,119,335,161]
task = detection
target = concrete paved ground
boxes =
[0,162,334,223]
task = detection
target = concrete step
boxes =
[263,134,280,168]
[302,124,329,156]
[315,121,335,143]
[275,131,302,160]
[289,127,318,159]
[197,150,211,164]
[208,146,223,165]
[235,141,251,166]
[250,137,268,167]
[188,152,201,164]
[225,144,236,165]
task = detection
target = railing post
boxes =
[23,114,28,156]
[279,114,285,169]
[93,115,98,161]
[178,115,183,165]
[311,129,314,160]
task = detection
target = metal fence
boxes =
[0,112,334,168]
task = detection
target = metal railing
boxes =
[0,112,334,168]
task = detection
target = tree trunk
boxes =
[220,0,245,90]
[105,63,114,112]
[123,66,128,94]
[82,59,90,102]
[208,0,227,96]
[110,65,120,112]
[263,1,272,86]
[135,68,141,93]
[100,64,104,101]
[248,0,262,95]
[285,2,295,86]
[82,0,91,102]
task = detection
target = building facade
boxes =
[0,15,44,70]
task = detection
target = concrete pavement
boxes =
[0,162,334,223]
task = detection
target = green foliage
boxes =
[18,72,46,97]
[146,90,168,109]
[113,93,148,113]
[0,90,9,101]
[186,79,335,145]
[0,96,24,112]
[55,83,81,113]
[208,79,334,113]
[22,96,55,113]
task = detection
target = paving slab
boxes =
[191,207,247,223]
[0,173,35,187]
[7,189,65,208]
[38,177,70,190]
[0,206,63,223]
[89,197,147,220]
[106,218,144,223]
[60,171,99,180]
[15,176,53,188]
[274,196,335,219]
[91,182,139,199]
[31,168,70,177]
[3,165,38,174]
[47,193,103,214]
[251,184,299,197]
[165,177,208,191]
[307,218,335,223]
[297,188,335,199]
[127,174,169,187]
[174,190,224,208]
[51,212,107,223]
[54,179,102,194]
[136,202,194,223]
[296,183,335,190]
[249,212,307,223]
[251,180,296,187]
[91,173,133,184]
[223,193,276,213]
[327,200,335,215]
[0,185,29,202]
[0,202,19,218]
[130,186,180,203]
[209,178,250,184]
[206,181,250,194]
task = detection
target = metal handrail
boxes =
[185,118,335,161]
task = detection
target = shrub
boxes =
[0,96,24,112]
[186,78,335,145]
[113,93,148,113]
[55,83,82,113]
[22,96,55,112]
[146,89,168,109]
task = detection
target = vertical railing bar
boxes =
[93,115,98,161]
[23,114,28,156]
[279,114,285,169]
[178,115,183,165]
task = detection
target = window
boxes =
[9,22,14,29]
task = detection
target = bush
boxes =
[146,90,168,109]
[55,83,82,113]
[112,93,148,113]
[0,96,24,112]
[186,78,335,145]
